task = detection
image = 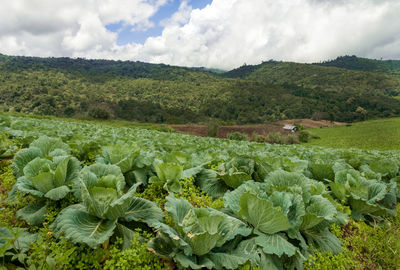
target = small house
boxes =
[283,125,297,132]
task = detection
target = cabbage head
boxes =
[11,137,80,225]
[148,194,252,269]
[52,163,163,249]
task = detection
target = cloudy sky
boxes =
[1,0,399,70]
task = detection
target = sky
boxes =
[1,0,400,70]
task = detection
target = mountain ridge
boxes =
[1,54,400,124]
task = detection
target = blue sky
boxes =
[106,0,212,45]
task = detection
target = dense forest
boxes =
[316,55,400,76]
[1,54,400,123]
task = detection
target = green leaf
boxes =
[304,227,342,254]
[367,182,387,204]
[44,185,70,200]
[165,178,182,193]
[174,253,214,269]
[54,156,71,186]
[224,181,265,212]
[330,182,347,203]
[268,191,305,230]
[155,163,183,182]
[195,169,228,199]
[123,197,164,225]
[101,144,140,173]
[115,223,136,250]
[85,186,118,218]
[30,136,70,156]
[30,172,55,194]
[53,205,117,249]
[23,157,51,178]
[105,183,141,220]
[81,164,126,194]
[15,177,44,197]
[10,229,37,253]
[369,158,399,179]
[207,252,250,270]
[254,234,297,257]
[152,223,192,255]
[16,202,47,225]
[13,147,42,177]
[238,192,290,234]
[148,231,179,259]
[165,194,193,226]
[219,172,252,189]
[265,170,312,203]
[301,195,337,230]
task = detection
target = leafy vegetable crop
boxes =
[0,114,398,269]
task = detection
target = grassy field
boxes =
[304,117,400,150]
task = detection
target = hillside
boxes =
[316,55,400,76]
[223,60,400,96]
[304,117,400,150]
[1,54,400,123]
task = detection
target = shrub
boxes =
[250,132,266,143]
[88,107,110,119]
[103,230,169,270]
[180,176,224,209]
[293,121,305,131]
[207,122,220,137]
[298,130,311,142]
[286,134,298,144]
[267,132,285,144]
[28,229,108,270]
[227,132,248,141]
[63,107,75,117]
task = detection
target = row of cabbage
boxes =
[1,114,399,269]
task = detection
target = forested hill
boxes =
[315,55,400,76]
[1,54,400,124]
[222,59,400,96]
[0,54,215,82]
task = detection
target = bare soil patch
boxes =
[170,125,208,137]
[276,119,345,129]
[171,119,345,138]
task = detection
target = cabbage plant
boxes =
[10,136,81,225]
[0,133,17,159]
[96,143,143,185]
[52,164,164,249]
[223,170,346,269]
[329,168,397,220]
[149,162,183,193]
[195,157,255,198]
[148,195,252,269]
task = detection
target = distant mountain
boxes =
[223,59,400,97]
[315,55,400,76]
[1,54,400,124]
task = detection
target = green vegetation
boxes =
[0,113,398,269]
[305,208,400,269]
[227,131,248,141]
[304,117,400,150]
[224,60,400,96]
[317,55,400,76]
[1,54,400,123]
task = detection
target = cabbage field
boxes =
[0,114,399,269]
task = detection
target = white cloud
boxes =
[1,0,400,69]
[0,0,164,57]
[141,0,400,69]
